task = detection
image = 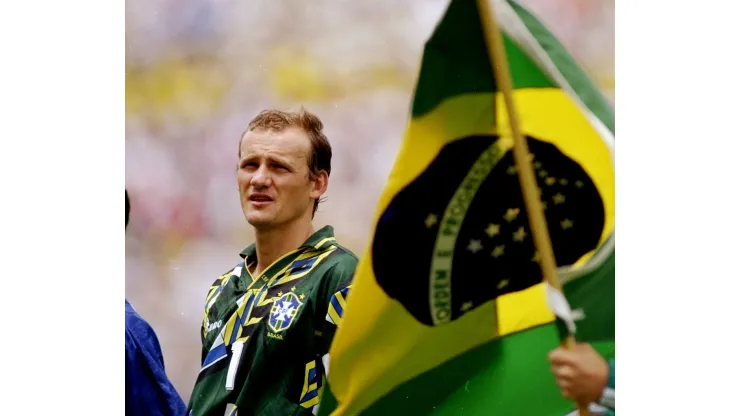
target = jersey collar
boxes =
[239,225,337,263]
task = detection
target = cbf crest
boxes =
[371,134,606,327]
[268,292,304,333]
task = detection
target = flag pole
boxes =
[475,0,589,415]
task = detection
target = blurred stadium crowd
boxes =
[125,0,614,401]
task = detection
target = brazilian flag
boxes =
[318,0,615,415]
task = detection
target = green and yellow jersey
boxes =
[188,226,357,416]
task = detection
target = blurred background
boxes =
[125,0,614,402]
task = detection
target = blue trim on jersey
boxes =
[301,389,319,403]
[202,343,228,369]
[330,295,344,318]
[228,295,255,345]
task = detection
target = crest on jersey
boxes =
[268,292,304,333]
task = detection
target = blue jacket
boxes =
[125,300,187,416]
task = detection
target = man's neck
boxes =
[252,220,314,277]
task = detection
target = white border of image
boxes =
[0,0,736,414]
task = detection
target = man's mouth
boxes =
[249,194,273,203]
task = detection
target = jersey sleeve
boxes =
[319,255,357,355]
[298,254,357,414]
[319,255,357,368]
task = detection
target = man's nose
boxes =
[250,166,271,188]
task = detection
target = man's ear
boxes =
[310,170,329,201]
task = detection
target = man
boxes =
[549,343,615,415]
[188,109,358,416]
[125,190,188,415]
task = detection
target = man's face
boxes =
[237,127,326,230]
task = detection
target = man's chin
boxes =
[246,213,277,228]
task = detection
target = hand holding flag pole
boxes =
[476,0,589,414]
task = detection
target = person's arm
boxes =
[125,317,187,416]
[298,258,357,413]
[317,258,357,362]
[200,309,209,365]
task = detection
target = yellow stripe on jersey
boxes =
[299,360,322,409]
[273,247,338,287]
[334,287,349,310]
[264,244,336,287]
[313,236,337,250]
[205,271,234,311]
[206,271,230,300]
[326,285,352,327]
[326,307,342,328]
[255,287,274,308]
[245,316,263,327]
[202,309,210,340]
[222,289,259,346]
[253,247,304,282]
